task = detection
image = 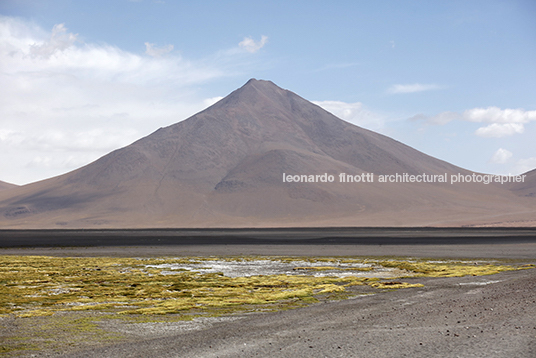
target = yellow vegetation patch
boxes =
[375,259,519,277]
[0,255,530,320]
[0,256,367,318]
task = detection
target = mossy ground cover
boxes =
[0,255,532,355]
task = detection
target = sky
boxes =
[1,0,535,185]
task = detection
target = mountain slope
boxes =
[0,79,534,228]
[509,169,536,198]
[0,180,17,192]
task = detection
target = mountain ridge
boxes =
[0,79,534,228]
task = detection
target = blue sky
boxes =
[1,0,535,184]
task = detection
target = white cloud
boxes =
[29,23,78,58]
[463,107,536,138]
[475,123,525,137]
[313,100,385,132]
[387,83,441,94]
[144,42,174,57]
[0,16,227,184]
[238,35,268,53]
[463,107,536,124]
[413,106,536,138]
[490,148,513,164]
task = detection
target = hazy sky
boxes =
[1,0,535,185]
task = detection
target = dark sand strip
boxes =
[2,227,536,259]
[2,243,536,259]
[1,227,536,248]
[1,227,536,259]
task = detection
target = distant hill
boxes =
[509,169,536,198]
[0,180,17,192]
[0,79,534,228]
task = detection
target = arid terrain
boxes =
[0,181,16,192]
[1,239,535,358]
[0,80,535,229]
[63,268,536,358]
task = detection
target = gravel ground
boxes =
[49,267,536,358]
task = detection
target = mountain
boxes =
[509,169,536,198]
[0,180,17,192]
[0,79,535,228]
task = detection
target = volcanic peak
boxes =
[0,78,534,228]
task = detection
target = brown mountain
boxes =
[0,79,534,228]
[509,169,536,198]
[0,181,17,192]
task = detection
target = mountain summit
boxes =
[0,79,534,228]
